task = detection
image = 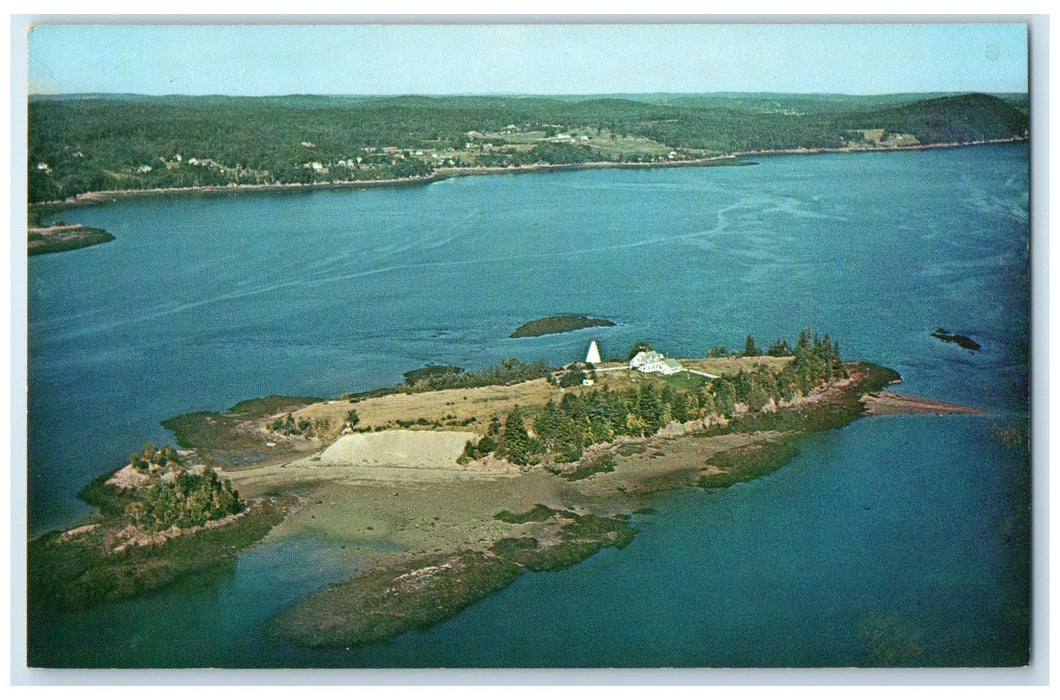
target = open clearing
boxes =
[291,356,795,439]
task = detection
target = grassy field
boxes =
[293,379,563,436]
[478,127,694,159]
[292,357,794,437]
[680,355,794,376]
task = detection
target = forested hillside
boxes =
[27,92,1028,203]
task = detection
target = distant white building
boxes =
[585,340,602,365]
[629,350,683,376]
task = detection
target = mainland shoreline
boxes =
[29,137,1026,211]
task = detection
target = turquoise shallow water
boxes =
[26,145,1029,667]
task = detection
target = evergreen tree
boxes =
[635,384,665,434]
[669,391,691,423]
[500,406,541,466]
[767,339,792,357]
[744,334,761,357]
[712,377,737,418]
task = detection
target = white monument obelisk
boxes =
[585,340,602,365]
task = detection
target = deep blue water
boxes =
[26,145,1030,667]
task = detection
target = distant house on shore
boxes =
[629,350,683,376]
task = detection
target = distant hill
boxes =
[834,93,1029,144]
[27,92,1028,203]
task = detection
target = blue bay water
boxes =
[26,145,1030,667]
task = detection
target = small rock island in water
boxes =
[28,224,114,256]
[510,315,615,338]
[931,327,982,352]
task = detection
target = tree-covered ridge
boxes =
[462,330,847,467]
[27,92,1027,203]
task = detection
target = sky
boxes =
[26,22,1029,97]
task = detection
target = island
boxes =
[28,330,985,647]
[931,327,982,352]
[510,315,616,338]
[28,223,114,256]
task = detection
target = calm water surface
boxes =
[26,145,1030,667]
